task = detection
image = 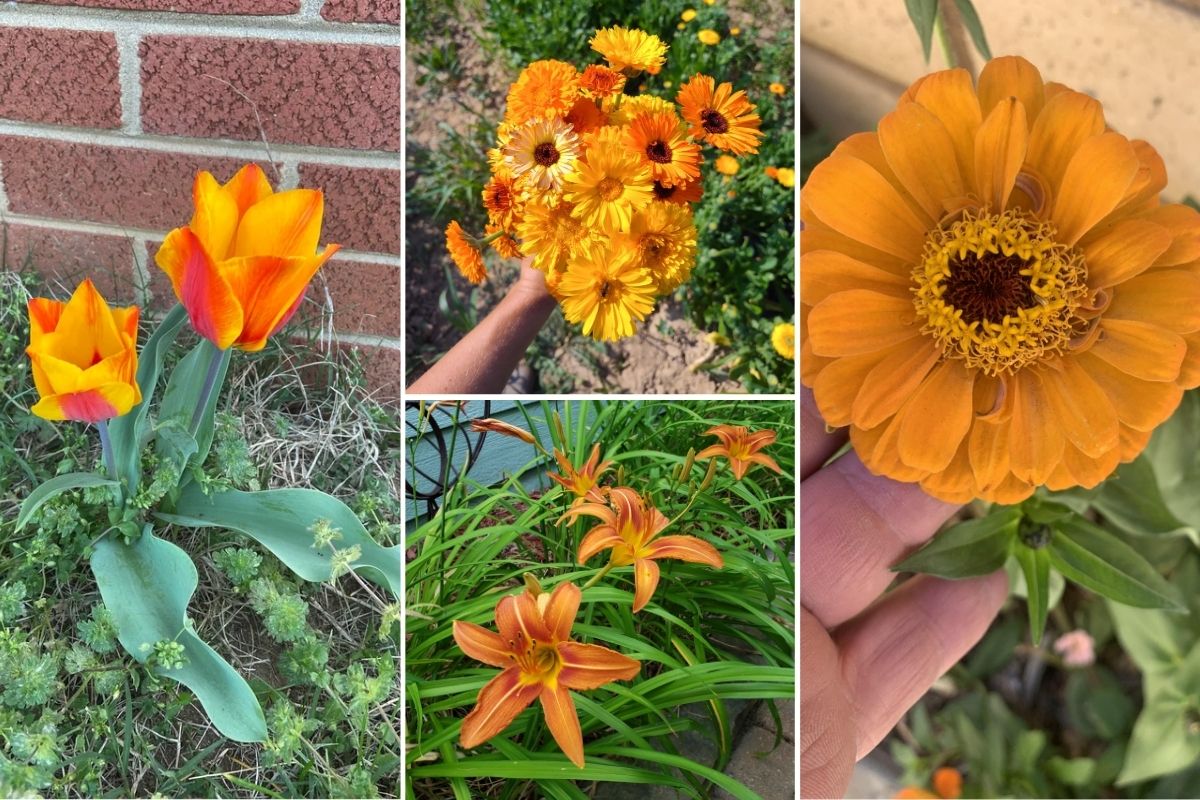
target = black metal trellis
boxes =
[403,400,491,520]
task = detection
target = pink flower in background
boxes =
[1054,630,1096,668]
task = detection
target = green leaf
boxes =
[108,304,188,492]
[90,528,266,742]
[1047,518,1185,610]
[1109,600,1195,679]
[953,0,993,60]
[158,339,230,471]
[1065,667,1136,741]
[1118,694,1200,785]
[892,508,1019,578]
[904,0,939,61]
[964,614,1022,680]
[17,472,118,529]
[1010,729,1046,776]
[158,485,400,597]
[1092,455,1198,543]
[1013,546,1050,642]
[1046,756,1096,787]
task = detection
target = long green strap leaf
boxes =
[159,484,400,597]
[17,472,117,529]
[90,529,267,742]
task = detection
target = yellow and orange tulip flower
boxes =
[25,279,141,423]
[697,424,782,480]
[452,581,639,767]
[547,443,613,505]
[562,487,724,612]
[155,164,340,351]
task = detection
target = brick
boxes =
[321,0,400,24]
[140,37,400,152]
[17,0,299,13]
[299,163,400,254]
[0,136,273,230]
[3,224,138,304]
[313,258,399,337]
[0,28,121,128]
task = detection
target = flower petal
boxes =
[1106,271,1200,334]
[1008,370,1065,484]
[1025,90,1105,196]
[800,250,910,305]
[453,620,512,669]
[897,359,975,472]
[540,685,584,768]
[1080,219,1171,288]
[557,642,640,690]
[156,227,244,350]
[977,55,1044,122]
[27,297,64,339]
[800,203,911,274]
[459,667,541,749]
[190,170,240,263]
[644,534,724,567]
[1138,204,1200,266]
[496,591,553,649]
[233,188,325,259]
[973,97,1027,212]
[879,101,966,220]
[50,279,125,368]
[808,290,919,357]
[968,416,1012,494]
[812,350,895,428]
[1090,319,1185,382]
[1039,358,1119,458]
[850,412,927,484]
[32,382,137,423]
[1052,133,1140,246]
[219,248,337,351]
[632,557,660,613]
[1074,351,1184,431]
[542,581,580,642]
[221,163,274,215]
[852,339,942,429]
[578,526,622,563]
[909,68,981,189]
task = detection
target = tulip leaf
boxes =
[158,484,400,598]
[17,472,118,530]
[158,339,230,474]
[1048,518,1186,611]
[109,304,188,493]
[1012,546,1051,643]
[90,528,267,742]
[891,508,1020,579]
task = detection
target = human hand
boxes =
[509,257,554,306]
[799,388,1008,798]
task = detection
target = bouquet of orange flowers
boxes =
[444,25,764,341]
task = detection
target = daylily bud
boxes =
[523,572,543,597]
[699,459,719,492]
[551,410,566,450]
[470,418,536,444]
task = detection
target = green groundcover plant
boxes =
[405,400,795,798]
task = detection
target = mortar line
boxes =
[0,162,10,215]
[115,30,143,135]
[298,0,326,21]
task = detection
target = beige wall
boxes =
[801,0,1200,200]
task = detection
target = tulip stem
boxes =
[190,345,231,438]
[582,562,614,591]
[96,420,117,483]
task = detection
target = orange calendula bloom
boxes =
[652,177,704,206]
[698,424,782,480]
[562,487,724,612]
[626,111,702,188]
[25,279,141,423]
[932,767,963,799]
[579,64,626,99]
[445,221,487,284]
[547,442,613,504]
[155,164,339,352]
[714,154,739,176]
[801,55,1200,503]
[677,74,763,155]
[452,581,639,768]
[504,60,581,124]
[769,82,786,95]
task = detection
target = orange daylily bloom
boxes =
[155,164,340,352]
[452,581,639,767]
[26,279,141,423]
[698,424,782,480]
[547,443,613,505]
[561,487,724,612]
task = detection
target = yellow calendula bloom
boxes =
[681,8,697,21]
[558,242,657,341]
[771,322,795,360]
[563,144,653,233]
[769,82,786,95]
[625,202,698,294]
[775,167,795,187]
[590,26,668,74]
[714,154,739,175]
[517,200,601,275]
[697,29,721,46]
[26,279,141,423]
[730,26,740,35]
[802,55,1200,504]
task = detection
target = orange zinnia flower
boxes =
[802,55,1200,503]
[561,487,724,612]
[698,424,782,480]
[547,442,612,504]
[676,74,763,155]
[452,581,639,767]
[155,164,339,352]
[445,221,486,284]
[25,279,141,423]
[626,111,702,188]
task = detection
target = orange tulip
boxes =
[698,424,782,480]
[25,279,141,423]
[547,443,613,505]
[452,581,639,767]
[155,164,340,351]
[561,487,724,612]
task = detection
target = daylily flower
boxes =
[548,443,613,505]
[469,417,537,445]
[25,279,141,423]
[155,164,340,351]
[452,581,639,767]
[561,487,724,612]
[698,424,782,480]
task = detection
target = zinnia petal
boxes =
[1090,319,1185,382]
[1052,133,1140,245]
[896,359,975,472]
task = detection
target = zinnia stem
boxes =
[190,344,231,438]
[582,561,615,591]
[96,419,117,484]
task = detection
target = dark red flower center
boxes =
[652,181,676,199]
[701,109,729,134]
[943,253,1035,324]
[534,142,560,166]
[646,139,673,163]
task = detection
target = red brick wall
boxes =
[0,2,401,398]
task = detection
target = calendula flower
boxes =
[651,177,704,205]
[482,174,522,229]
[769,82,786,95]
[590,26,668,74]
[626,111,702,187]
[714,154,739,175]
[504,60,581,124]
[485,224,524,260]
[579,64,626,99]
[155,164,339,351]
[25,279,141,423]
[933,768,963,800]
[453,582,640,768]
[681,8,697,21]
[558,242,657,340]
[764,166,779,179]
[626,202,698,293]
[561,487,724,612]
[774,167,795,187]
[729,26,740,35]
[699,424,782,480]
[564,144,653,233]
[697,29,720,45]
[677,73,764,155]
[802,55,1200,503]
[548,443,613,504]
[445,221,486,284]
[504,117,581,193]
[564,96,606,136]
[517,200,600,274]
[771,322,795,359]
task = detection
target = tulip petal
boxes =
[221,163,274,215]
[632,557,660,613]
[158,228,244,350]
[233,188,325,259]
[542,582,581,643]
[496,592,553,649]
[27,297,64,339]
[32,382,137,423]
[453,620,512,669]
[51,279,125,368]
[459,667,540,749]
[557,642,640,690]
[26,349,84,395]
[540,685,584,768]
[190,171,240,263]
[220,247,337,351]
[643,534,724,568]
